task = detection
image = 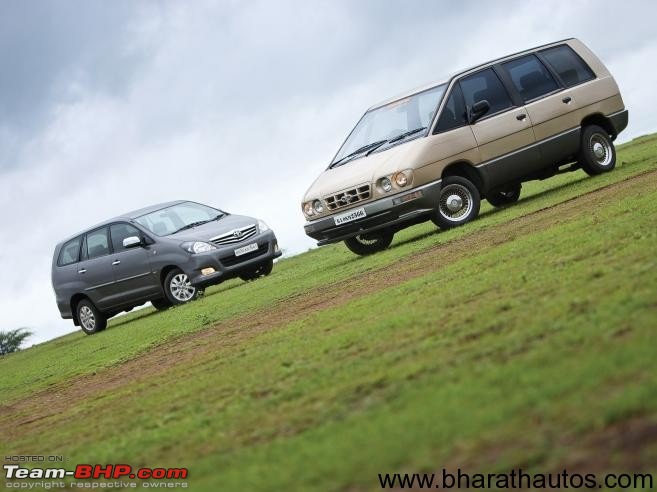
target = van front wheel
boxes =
[432,176,481,230]
[344,231,394,256]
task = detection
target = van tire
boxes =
[163,268,199,305]
[151,298,172,311]
[239,259,274,281]
[487,184,521,207]
[578,125,616,176]
[344,231,394,256]
[76,299,107,335]
[432,176,481,230]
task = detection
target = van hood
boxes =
[164,214,258,242]
[303,140,419,201]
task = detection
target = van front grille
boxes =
[210,224,257,246]
[325,184,371,211]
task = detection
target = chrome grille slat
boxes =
[210,224,258,246]
[325,183,371,211]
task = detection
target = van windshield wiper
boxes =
[387,126,427,144]
[330,139,388,168]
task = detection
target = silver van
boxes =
[52,201,281,334]
[302,39,628,255]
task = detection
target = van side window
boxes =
[501,54,558,102]
[58,237,82,266]
[434,84,467,133]
[540,45,595,87]
[86,228,110,259]
[460,68,512,116]
[110,223,142,252]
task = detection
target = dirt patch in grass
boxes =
[2,170,656,441]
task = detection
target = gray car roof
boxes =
[55,200,189,247]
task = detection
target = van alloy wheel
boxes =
[589,134,613,167]
[578,125,616,176]
[169,273,196,302]
[439,183,474,222]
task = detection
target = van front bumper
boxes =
[183,230,282,287]
[304,179,442,246]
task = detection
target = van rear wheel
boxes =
[344,230,394,256]
[487,183,521,207]
[77,299,107,335]
[578,125,616,176]
[432,176,481,230]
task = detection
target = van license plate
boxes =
[234,243,258,256]
[334,207,366,226]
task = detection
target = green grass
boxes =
[2,134,657,491]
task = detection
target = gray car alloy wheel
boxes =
[589,133,613,167]
[439,183,474,222]
[79,305,96,331]
[169,273,196,302]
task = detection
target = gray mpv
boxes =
[51,201,281,334]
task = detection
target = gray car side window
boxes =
[110,223,142,252]
[85,228,110,260]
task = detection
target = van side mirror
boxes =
[468,100,490,124]
[122,236,142,249]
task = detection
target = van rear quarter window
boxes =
[540,45,595,87]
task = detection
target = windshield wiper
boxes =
[330,140,388,168]
[170,220,211,234]
[387,127,427,145]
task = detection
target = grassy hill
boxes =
[2,134,657,491]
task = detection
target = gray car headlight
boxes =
[181,241,217,254]
[258,220,270,232]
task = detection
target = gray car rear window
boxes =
[58,237,82,266]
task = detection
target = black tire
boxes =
[431,175,481,230]
[239,259,274,281]
[76,299,107,335]
[151,298,172,311]
[344,230,394,256]
[578,125,616,176]
[163,268,199,305]
[487,183,521,207]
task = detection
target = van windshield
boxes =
[135,202,225,236]
[331,84,446,167]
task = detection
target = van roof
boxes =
[368,37,576,111]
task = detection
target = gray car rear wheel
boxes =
[77,299,107,335]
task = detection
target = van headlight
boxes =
[303,202,315,217]
[380,177,393,192]
[312,199,325,214]
[394,170,412,187]
[181,241,217,254]
[258,220,270,232]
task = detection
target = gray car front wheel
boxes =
[164,268,199,305]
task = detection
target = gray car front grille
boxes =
[325,184,371,211]
[210,224,257,246]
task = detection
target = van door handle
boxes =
[516,114,527,121]
[562,96,572,104]
[112,260,121,266]
[78,269,87,274]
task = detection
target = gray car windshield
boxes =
[331,84,446,166]
[135,202,225,236]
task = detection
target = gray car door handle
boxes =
[78,268,87,274]
[112,260,121,266]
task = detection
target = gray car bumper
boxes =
[304,179,442,246]
[183,230,282,287]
